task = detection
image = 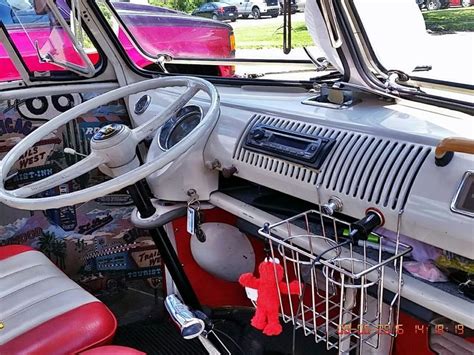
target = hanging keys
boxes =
[194,209,206,243]
[186,189,206,242]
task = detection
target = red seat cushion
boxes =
[0,244,33,260]
[0,245,117,354]
[81,345,146,354]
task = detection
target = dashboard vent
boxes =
[234,115,431,210]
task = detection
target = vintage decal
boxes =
[14,138,61,170]
[0,117,33,136]
[16,94,83,121]
[78,215,114,234]
[132,248,161,268]
[94,194,134,206]
[1,227,43,246]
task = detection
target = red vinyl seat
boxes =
[0,245,117,354]
[81,345,146,354]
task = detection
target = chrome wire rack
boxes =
[258,209,412,353]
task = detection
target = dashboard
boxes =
[128,84,474,260]
[124,82,474,328]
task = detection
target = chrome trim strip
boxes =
[451,170,474,218]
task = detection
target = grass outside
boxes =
[423,8,474,31]
[234,21,312,49]
[234,8,474,49]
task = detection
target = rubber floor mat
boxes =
[114,319,208,354]
[114,308,336,355]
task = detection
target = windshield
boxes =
[96,0,339,81]
[0,0,99,80]
[353,0,473,87]
[93,0,473,94]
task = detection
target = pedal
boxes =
[164,294,205,340]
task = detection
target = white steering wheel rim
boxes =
[0,76,219,210]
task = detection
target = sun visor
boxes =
[305,0,344,73]
[354,0,430,73]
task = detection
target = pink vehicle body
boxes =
[0,1,235,81]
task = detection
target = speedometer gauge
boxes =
[159,105,203,150]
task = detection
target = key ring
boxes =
[187,189,201,209]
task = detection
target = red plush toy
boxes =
[239,257,301,336]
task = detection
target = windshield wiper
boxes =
[303,47,332,72]
[385,70,421,94]
[155,53,173,73]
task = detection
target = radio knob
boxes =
[251,128,265,140]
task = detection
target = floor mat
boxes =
[114,308,336,355]
[114,319,208,354]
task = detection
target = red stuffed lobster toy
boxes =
[239,257,302,336]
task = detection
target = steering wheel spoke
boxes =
[11,153,106,198]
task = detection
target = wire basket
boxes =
[258,209,412,353]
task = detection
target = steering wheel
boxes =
[0,77,219,210]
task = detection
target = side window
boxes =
[0,0,100,82]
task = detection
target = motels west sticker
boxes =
[0,116,59,166]
[13,139,60,170]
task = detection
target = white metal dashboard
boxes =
[118,80,474,328]
[129,84,474,260]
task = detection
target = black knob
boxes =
[349,210,384,243]
[251,128,265,140]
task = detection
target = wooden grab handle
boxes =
[435,137,474,166]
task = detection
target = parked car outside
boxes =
[279,0,297,14]
[225,0,279,19]
[0,0,235,81]
[295,0,305,12]
[450,0,473,6]
[192,2,238,22]
[416,0,450,10]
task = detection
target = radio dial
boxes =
[251,129,266,140]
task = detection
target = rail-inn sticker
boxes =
[131,248,161,268]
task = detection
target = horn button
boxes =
[91,123,137,170]
[92,123,124,141]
